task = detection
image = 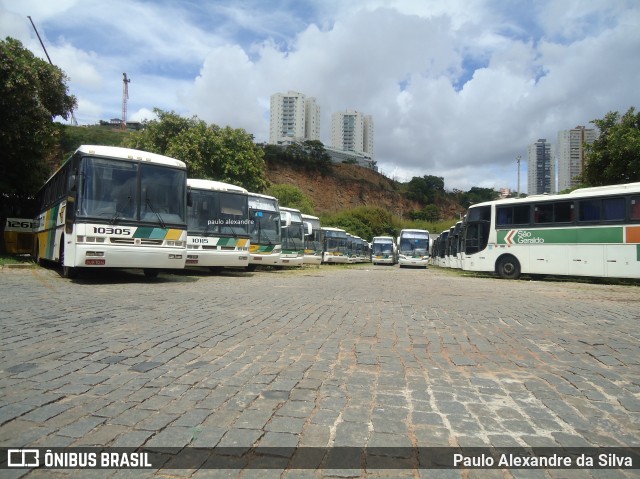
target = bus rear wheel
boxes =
[497,255,520,280]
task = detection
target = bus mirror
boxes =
[281,212,292,227]
[67,174,77,192]
[303,221,312,236]
[187,188,193,207]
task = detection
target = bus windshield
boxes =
[373,241,394,255]
[399,234,428,255]
[283,222,304,249]
[79,157,187,225]
[250,210,280,245]
[188,190,248,236]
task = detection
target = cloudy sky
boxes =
[2,0,639,193]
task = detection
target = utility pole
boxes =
[121,73,130,130]
[28,16,78,125]
[516,155,521,198]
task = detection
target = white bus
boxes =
[34,145,188,278]
[247,192,281,269]
[397,229,430,268]
[322,226,350,263]
[302,213,322,265]
[461,182,640,280]
[433,230,449,267]
[185,179,250,270]
[372,236,397,265]
[345,233,358,263]
[448,221,463,269]
[279,206,305,266]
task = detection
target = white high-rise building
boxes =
[528,139,555,195]
[330,110,374,156]
[556,126,598,191]
[269,91,320,145]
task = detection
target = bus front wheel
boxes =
[60,242,78,279]
[497,255,520,280]
[143,269,159,278]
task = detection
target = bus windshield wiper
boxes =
[145,197,166,229]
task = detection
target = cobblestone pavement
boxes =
[0,265,639,478]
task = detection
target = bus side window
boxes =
[602,197,625,221]
[579,199,600,221]
[496,207,511,226]
[554,202,574,223]
[534,204,553,223]
[631,197,640,221]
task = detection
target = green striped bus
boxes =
[461,182,640,280]
[34,145,188,278]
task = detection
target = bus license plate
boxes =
[85,259,106,265]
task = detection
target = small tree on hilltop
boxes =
[582,107,640,186]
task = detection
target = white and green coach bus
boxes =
[322,226,350,263]
[247,192,281,269]
[461,182,640,280]
[371,236,397,265]
[279,206,305,267]
[185,179,250,270]
[34,145,188,278]
[397,229,430,268]
[302,213,323,265]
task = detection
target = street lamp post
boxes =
[516,155,521,198]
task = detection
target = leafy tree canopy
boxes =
[124,109,268,192]
[406,175,445,204]
[0,37,77,196]
[267,184,315,215]
[263,140,332,175]
[582,107,640,186]
[459,187,500,207]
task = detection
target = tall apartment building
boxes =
[269,91,320,145]
[330,110,374,156]
[556,126,598,191]
[528,139,555,195]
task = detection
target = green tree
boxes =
[263,140,332,175]
[460,187,500,207]
[267,184,315,214]
[0,37,77,196]
[124,109,267,192]
[406,175,445,204]
[582,107,640,186]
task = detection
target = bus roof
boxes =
[279,206,301,213]
[301,213,320,220]
[187,178,248,194]
[372,236,394,242]
[76,145,186,169]
[469,181,640,209]
[247,192,278,201]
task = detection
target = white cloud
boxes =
[2,0,639,194]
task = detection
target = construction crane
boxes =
[27,16,78,126]
[121,73,130,130]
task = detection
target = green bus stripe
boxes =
[133,227,169,239]
[498,227,624,244]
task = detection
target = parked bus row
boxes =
[12,145,377,279]
[432,182,640,280]
[370,229,431,268]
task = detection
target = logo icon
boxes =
[7,449,39,467]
